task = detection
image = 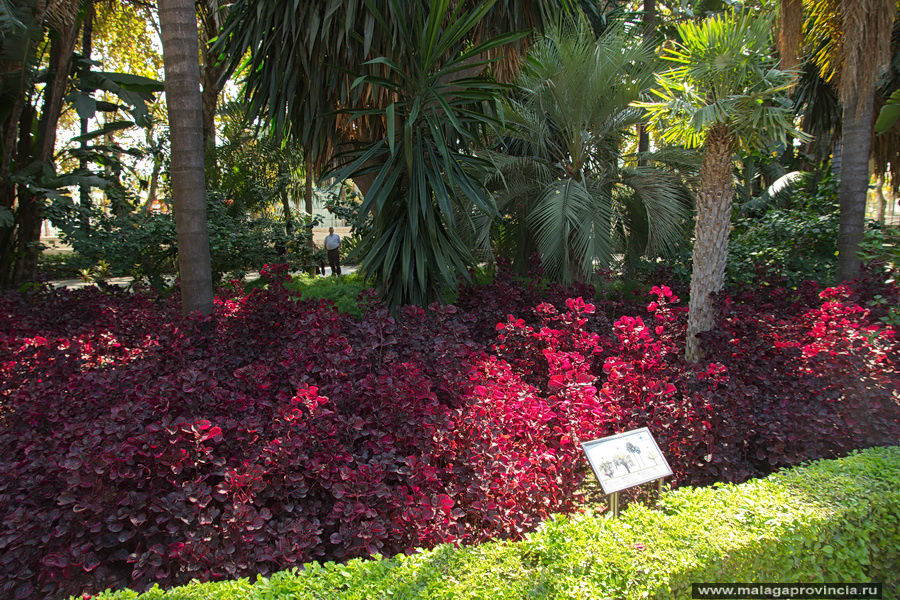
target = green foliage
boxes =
[54,206,177,289]
[727,165,840,287]
[482,20,692,283]
[875,88,900,134]
[637,9,802,152]
[82,446,900,599]
[35,252,83,280]
[729,205,838,287]
[859,224,900,274]
[726,166,896,289]
[216,0,555,169]
[859,225,899,327]
[51,197,321,288]
[282,272,371,316]
[213,101,307,215]
[331,0,519,305]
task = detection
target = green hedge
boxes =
[86,447,899,600]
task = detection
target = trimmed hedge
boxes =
[84,446,899,600]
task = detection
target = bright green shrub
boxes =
[84,447,899,600]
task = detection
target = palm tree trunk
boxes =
[142,149,163,214]
[836,93,874,281]
[159,0,214,315]
[13,15,80,285]
[281,183,293,236]
[637,0,656,166]
[835,0,895,280]
[685,125,734,363]
[199,0,225,174]
[778,0,803,72]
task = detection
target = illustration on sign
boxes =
[581,427,673,495]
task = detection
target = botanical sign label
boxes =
[582,427,673,494]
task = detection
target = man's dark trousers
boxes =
[328,249,341,275]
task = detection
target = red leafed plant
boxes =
[0,268,896,600]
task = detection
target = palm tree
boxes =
[805,0,897,281]
[215,0,555,184]
[213,0,563,305]
[481,21,691,284]
[639,11,801,362]
[159,0,214,314]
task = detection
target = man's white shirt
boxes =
[324,234,341,250]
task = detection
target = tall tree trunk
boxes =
[874,171,886,224]
[78,2,94,228]
[832,135,842,182]
[12,17,80,285]
[281,191,293,234]
[835,0,895,281]
[778,0,803,72]
[836,93,874,281]
[141,127,163,213]
[0,105,34,288]
[198,0,225,175]
[142,149,163,214]
[160,0,214,315]
[685,125,734,363]
[636,0,656,166]
[304,158,314,216]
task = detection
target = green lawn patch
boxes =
[284,272,370,316]
[86,446,899,599]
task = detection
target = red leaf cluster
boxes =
[0,270,896,599]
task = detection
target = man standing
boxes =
[323,227,341,275]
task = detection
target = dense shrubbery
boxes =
[728,204,839,286]
[0,269,897,599]
[47,198,323,287]
[83,447,900,600]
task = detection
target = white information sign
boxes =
[581,427,673,495]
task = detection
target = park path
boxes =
[47,265,358,291]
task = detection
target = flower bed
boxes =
[83,447,900,600]
[0,271,897,599]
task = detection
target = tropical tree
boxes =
[639,10,801,362]
[215,100,307,234]
[215,0,553,178]
[159,0,213,314]
[1,0,163,287]
[215,0,560,304]
[1,0,81,286]
[331,0,516,305]
[196,0,227,164]
[804,0,897,280]
[481,20,691,283]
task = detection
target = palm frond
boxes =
[619,166,691,258]
[528,178,614,282]
[739,170,809,215]
[638,9,802,151]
